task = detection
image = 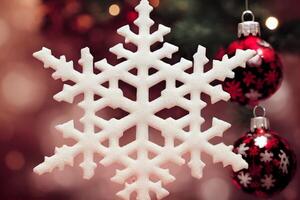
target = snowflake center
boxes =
[80,74,99,90]
[133,103,152,122]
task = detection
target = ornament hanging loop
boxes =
[241,10,255,22]
[242,0,255,22]
[238,10,260,37]
[251,105,270,132]
[253,105,266,117]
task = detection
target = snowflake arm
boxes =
[204,49,255,103]
[206,50,249,81]
[33,47,81,82]
[162,46,252,177]
[117,25,139,44]
[205,143,247,172]
[150,24,171,43]
[202,119,248,172]
[33,48,112,179]
[34,145,81,175]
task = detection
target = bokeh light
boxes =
[5,150,25,171]
[65,1,80,15]
[150,0,160,7]
[10,1,42,31]
[265,16,279,30]
[199,177,230,200]
[1,66,47,113]
[76,14,94,32]
[0,0,299,199]
[109,4,121,16]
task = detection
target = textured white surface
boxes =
[33,0,255,199]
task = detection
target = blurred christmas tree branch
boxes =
[40,0,300,58]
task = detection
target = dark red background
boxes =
[0,0,299,199]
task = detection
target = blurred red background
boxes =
[0,0,299,199]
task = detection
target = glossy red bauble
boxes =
[232,128,296,197]
[216,35,283,105]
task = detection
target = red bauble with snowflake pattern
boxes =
[232,106,296,197]
[216,11,283,105]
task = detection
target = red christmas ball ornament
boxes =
[232,106,296,197]
[216,11,283,105]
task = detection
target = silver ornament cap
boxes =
[250,106,270,132]
[238,10,261,38]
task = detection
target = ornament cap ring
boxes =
[253,105,266,117]
[238,10,261,37]
[241,10,255,22]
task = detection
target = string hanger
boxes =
[245,0,249,11]
[242,0,255,22]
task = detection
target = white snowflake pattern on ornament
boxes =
[260,150,273,162]
[279,150,289,174]
[237,143,249,157]
[245,89,262,100]
[32,0,255,199]
[237,171,252,187]
[261,174,276,190]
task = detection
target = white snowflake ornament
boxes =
[33,0,255,199]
